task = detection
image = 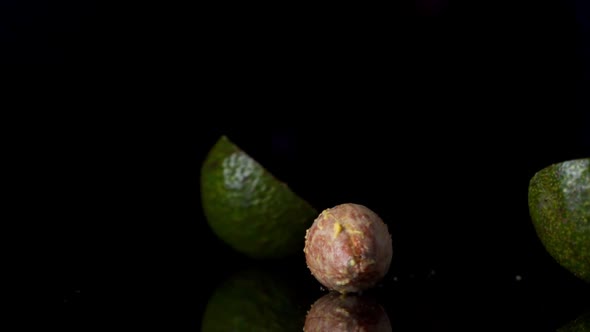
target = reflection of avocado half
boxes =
[558,310,590,332]
[201,268,306,332]
[528,158,590,283]
[200,136,317,259]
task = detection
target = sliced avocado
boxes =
[200,135,318,259]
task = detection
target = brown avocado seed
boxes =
[304,203,393,293]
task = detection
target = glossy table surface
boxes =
[62,112,589,331]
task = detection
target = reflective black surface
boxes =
[145,121,589,331]
[195,250,590,331]
[62,119,589,331]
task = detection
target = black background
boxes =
[50,0,590,330]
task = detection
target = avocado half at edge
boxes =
[528,158,590,283]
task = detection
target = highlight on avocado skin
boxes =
[200,135,318,259]
[528,158,590,283]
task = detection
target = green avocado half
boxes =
[528,158,589,283]
[200,135,318,259]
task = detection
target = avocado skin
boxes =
[201,136,317,259]
[558,310,590,332]
[528,158,590,283]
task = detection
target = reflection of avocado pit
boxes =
[304,292,392,332]
[201,267,306,332]
[528,158,590,283]
[557,309,590,332]
[304,203,393,293]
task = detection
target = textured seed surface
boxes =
[304,203,393,293]
[304,292,392,332]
